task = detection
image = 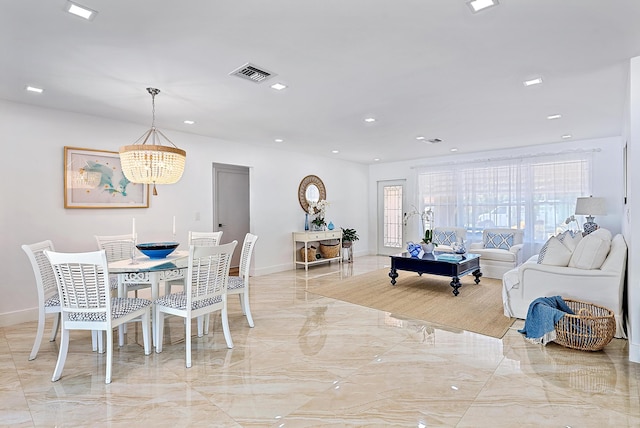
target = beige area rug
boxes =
[309,268,515,339]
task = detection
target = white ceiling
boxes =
[3,0,640,164]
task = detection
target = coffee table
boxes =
[389,252,482,296]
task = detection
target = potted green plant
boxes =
[341,228,359,248]
[421,229,438,253]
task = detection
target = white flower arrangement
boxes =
[403,205,435,243]
[309,199,329,227]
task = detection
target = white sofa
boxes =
[502,231,627,338]
[468,228,524,279]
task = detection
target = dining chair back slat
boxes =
[188,231,224,247]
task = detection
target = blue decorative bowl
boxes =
[136,242,179,259]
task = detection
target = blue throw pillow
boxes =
[434,230,457,246]
[484,232,514,250]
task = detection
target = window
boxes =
[416,153,592,245]
[383,185,403,248]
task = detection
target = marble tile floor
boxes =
[1,256,639,427]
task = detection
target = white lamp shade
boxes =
[575,197,607,216]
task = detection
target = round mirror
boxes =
[298,175,326,213]
[306,184,320,204]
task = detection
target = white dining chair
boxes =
[22,240,61,360]
[213,233,258,328]
[44,249,152,384]
[95,234,152,297]
[163,230,223,296]
[155,241,237,368]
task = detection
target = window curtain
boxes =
[415,151,593,254]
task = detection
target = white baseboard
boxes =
[0,307,37,327]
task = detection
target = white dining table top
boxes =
[108,250,189,273]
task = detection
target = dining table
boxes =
[108,251,189,347]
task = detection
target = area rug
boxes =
[308,268,515,339]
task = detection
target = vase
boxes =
[304,213,309,231]
[327,221,334,230]
[421,242,435,254]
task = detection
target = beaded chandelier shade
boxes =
[119,88,186,195]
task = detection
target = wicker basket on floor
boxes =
[300,246,317,262]
[553,299,615,351]
[319,242,340,258]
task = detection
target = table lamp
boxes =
[575,196,606,235]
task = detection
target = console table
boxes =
[293,230,342,271]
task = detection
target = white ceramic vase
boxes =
[421,242,435,254]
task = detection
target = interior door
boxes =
[377,180,406,255]
[212,163,250,268]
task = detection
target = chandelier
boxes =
[119,88,186,195]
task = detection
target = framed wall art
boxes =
[64,146,149,209]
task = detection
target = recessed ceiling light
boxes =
[450,148,458,152]
[364,117,376,123]
[331,150,339,154]
[467,0,499,13]
[270,83,287,91]
[416,136,426,140]
[523,77,543,87]
[65,1,97,20]
[183,120,195,125]
[373,158,380,162]
[25,86,44,93]
[547,114,562,120]
[561,134,572,139]
[274,138,284,143]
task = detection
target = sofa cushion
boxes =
[568,229,612,270]
[434,230,457,246]
[473,248,517,262]
[537,236,572,266]
[484,232,514,250]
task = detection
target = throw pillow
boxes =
[484,232,514,250]
[537,236,572,266]
[434,230,457,246]
[556,230,582,252]
[568,231,612,270]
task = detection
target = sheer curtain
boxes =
[415,151,593,255]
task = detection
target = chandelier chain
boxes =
[147,87,160,129]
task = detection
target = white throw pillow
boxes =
[569,230,611,270]
[556,230,582,252]
[588,228,612,242]
[537,236,572,266]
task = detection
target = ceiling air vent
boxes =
[229,63,276,83]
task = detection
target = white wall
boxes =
[367,137,625,256]
[0,100,369,325]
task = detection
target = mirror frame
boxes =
[298,174,326,213]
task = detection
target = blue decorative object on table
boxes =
[452,241,466,254]
[136,242,179,259]
[406,241,424,258]
[327,221,334,230]
[304,213,309,231]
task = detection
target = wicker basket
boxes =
[300,246,317,262]
[319,242,340,258]
[553,299,615,351]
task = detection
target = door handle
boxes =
[219,223,226,227]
